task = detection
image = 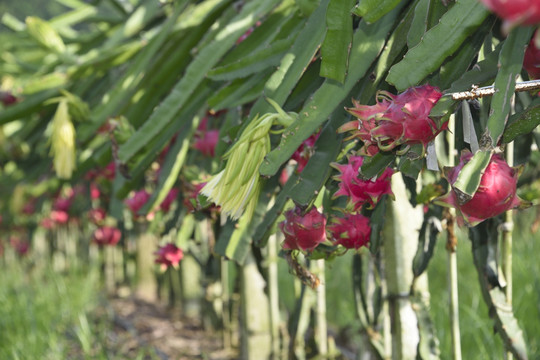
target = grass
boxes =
[0,260,103,359]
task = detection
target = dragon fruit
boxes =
[279,206,326,251]
[523,31,540,79]
[291,131,320,173]
[437,152,529,226]
[341,85,443,156]
[328,213,371,250]
[92,226,121,246]
[332,155,394,211]
[125,190,150,216]
[193,129,219,157]
[154,243,184,270]
[159,188,179,213]
[479,0,540,30]
[88,208,106,225]
[0,91,17,106]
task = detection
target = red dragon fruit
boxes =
[193,117,219,157]
[88,208,106,225]
[332,155,394,211]
[92,226,121,246]
[159,188,179,213]
[125,190,150,216]
[279,206,326,251]
[437,152,529,226]
[0,91,17,106]
[291,131,320,173]
[340,85,443,156]
[154,243,184,271]
[50,210,69,225]
[328,213,371,250]
[479,0,540,30]
[193,129,219,157]
[279,131,321,185]
[523,31,540,79]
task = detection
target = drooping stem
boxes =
[446,114,462,360]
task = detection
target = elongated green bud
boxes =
[50,100,76,179]
[202,99,297,220]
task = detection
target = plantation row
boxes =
[2,0,540,359]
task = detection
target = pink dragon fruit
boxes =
[328,213,371,250]
[279,131,321,185]
[154,243,184,271]
[437,152,529,226]
[291,131,320,173]
[88,208,106,225]
[332,155,394,211]
[159,188,179,213]
[92,226,121,246]
[193,129,219,157]
[0,91,17,106]
[193,117,219,157]
[125,190,150,216]
[340,85,443,156]
[523,31,540,79]
[279,206,326,251]
[10,236,30,256]
[183,182,206,213]
[50,210,69,225]
[479,0,540,30]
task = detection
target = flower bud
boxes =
[50,100,76,179]
[202,98,296,220]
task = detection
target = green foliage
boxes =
[387,0,490,90]
[486,26,534,146]
[320,0,355,83]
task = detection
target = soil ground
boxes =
[100,297,238,360]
